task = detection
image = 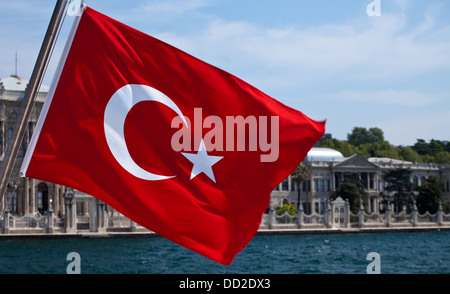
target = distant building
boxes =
[271,147,450,214]
[0,75,62,215]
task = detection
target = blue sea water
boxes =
[0,231,449,274]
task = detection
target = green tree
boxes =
[320,137,360,157]
[397,146,422,162]
[347,127,384,146]
[290,164,309,210]
[275,201,297,216]
[416,176,449,214]
[382,168,415,213]
[375,143,400,159]
[411,139,450,163]
[368,127,385,144]
[321,128,449,164]
[275,201,297,224]
[429,139,445,155]
[331,182,361,214]
[434,151,450,164]
[412,139,429,155]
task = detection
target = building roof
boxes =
[368,157,441,170]
[0,75,29,92]
[368,157,408,165]
[0,75,49,102]
[305,147,344,162]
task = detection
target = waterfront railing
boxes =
[261,197,450,230]
[1,197,450,234]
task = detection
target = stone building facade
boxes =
[0,75,64,215]
[271,147,450,214]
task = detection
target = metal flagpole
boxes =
[0,0,69,207]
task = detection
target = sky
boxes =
[1,0,449,146]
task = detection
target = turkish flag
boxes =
[21,7,325,265]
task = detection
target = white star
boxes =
[181,139,223,183]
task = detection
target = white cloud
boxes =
[153,8,450,90]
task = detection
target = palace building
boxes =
[271,147,450,214]
[1,74,449,220]
[0,74,59,215]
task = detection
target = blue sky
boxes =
[1,0,449,146]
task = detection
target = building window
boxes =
[37,183,49,215]
[282,178,289,191]
[413,176,418,188]
[6,190,18,214]
[319,179,324,192]
[314,202,319,214]
[314,179,319,192]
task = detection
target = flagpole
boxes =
[0,0,68,207]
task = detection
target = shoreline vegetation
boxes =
[320,127,450,165]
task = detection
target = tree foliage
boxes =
[290,164,309,210]
[416,176,449,214]
[275,201,297,216]
[320,127,450,164]
[330,182,361,214]
[382,168,415,212]
[347,127,384,146]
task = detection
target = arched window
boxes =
[37,183,49,214]
[413,176,418,188]
[282,178,289,191]
[6,190,17,213]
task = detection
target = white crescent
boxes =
[104,84,187,181]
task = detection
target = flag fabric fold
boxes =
[21,6,325,265]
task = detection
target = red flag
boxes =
[21,6,325,265]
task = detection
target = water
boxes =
[0,231,449,274]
